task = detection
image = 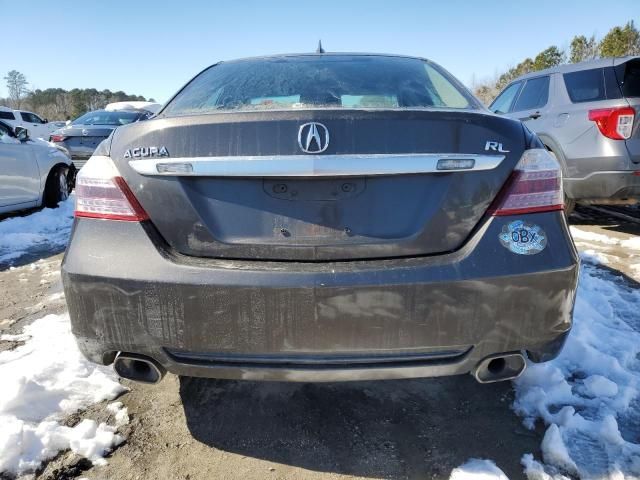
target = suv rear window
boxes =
[0,111,16,120]
[163,55,476,116]
[616,59,640,98]
[563,67,623,103]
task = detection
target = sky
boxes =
[0,1,637,104]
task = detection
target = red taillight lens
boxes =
[74,155,148,221]
[588,107,635,140]
[489,149,563,216]
[50,134,67,142]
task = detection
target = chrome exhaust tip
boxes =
[473,352,526,384]
[113,352,166,384]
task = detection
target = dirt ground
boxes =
[2,209,639,480]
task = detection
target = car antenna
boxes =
[316,40,325,54]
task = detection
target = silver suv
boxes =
[490,56,639,211]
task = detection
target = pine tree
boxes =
[599,21,640,57]
[569,35,598,63]
[533,46,565,71]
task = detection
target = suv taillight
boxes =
[75,155,148,221]
[50,134,67,142]
[489,149,563,216]
[588,106,635,140]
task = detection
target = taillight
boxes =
[50,134,67,142]
[588,107,635,140]
[489,149,563,216]
[74,155,149,221]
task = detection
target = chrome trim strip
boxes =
[128,153,505,177]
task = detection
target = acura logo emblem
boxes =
[298,122,329,153]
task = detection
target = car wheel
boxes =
[44,166,70,208]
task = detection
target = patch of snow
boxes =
[570,227,620,245]
[514,263,640,479]
[521,454,570,480]
[584,375,619,398]
[540,425,577,476]
[106,402,129,428]
[0,314,126,475]
[0,332,31,342]
[47,292,65,302]
[580,249,610,265]
[449,459,509,480]
[621,237,640,250]
[0,198,74,265]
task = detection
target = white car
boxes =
[0,120,73,215]
[105,101,162,114]
[0,106,66,140]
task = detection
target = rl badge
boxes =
[499,220,547,255]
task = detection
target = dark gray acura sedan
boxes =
[62,53,579,385]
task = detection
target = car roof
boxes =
[83,109,145,115]
[218,52,435,65]
[515,55,640,81]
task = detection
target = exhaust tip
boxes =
[473,352,526,384]
[114,353,166,384]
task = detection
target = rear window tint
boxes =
[616,59,640,98]
[20,112,43,123]
[604,67,623,100]
[0,111,16,120]
[513,76,549,111]
[163,56,476,116]
[72,110,142,126]
[564,69,606,102]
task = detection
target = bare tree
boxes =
[3,70,29,108]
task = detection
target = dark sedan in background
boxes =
[50,109,152,170]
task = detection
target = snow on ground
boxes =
[570,226,640,281]
[0,197,74,265]
[570,227,622,246]
[571,226,640,253]
[513,258,640,479]
[449,459,509,480]
[0,314,127,475]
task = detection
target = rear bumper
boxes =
[62,212,579,382]
[565,170,640,202]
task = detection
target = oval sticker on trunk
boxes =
[499,220,547,255]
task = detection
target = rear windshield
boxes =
[163,55,476,116]
[72,110,141,126]
[616,59,640,98]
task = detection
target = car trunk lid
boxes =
[111,110,524,261]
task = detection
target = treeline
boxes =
[1,71,151,120]
[26,88,151,120]
[473,21,640,105]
